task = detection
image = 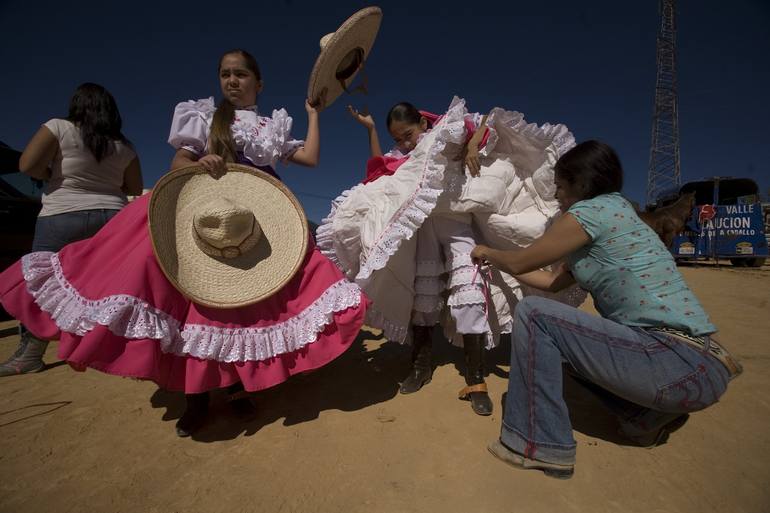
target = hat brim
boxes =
[149,164,309,309]
[307,6,382,112]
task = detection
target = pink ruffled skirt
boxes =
[0,194,368,393]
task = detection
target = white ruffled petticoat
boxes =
[317,97,586,347]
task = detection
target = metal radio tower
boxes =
[646,0,681,205]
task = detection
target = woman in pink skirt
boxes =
[0,49,368,437]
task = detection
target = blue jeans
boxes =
[501,296,730,465]
[19,209,119,337]
[32,209,120,252]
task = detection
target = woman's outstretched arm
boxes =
[471,213,591,276]
[347,105,382,157]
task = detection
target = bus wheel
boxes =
[730,258,747,267]
[747,258,766,268]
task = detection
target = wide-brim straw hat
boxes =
[307,6,382,112]
[148,164,309,309]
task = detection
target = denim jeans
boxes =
[501,296,730,465]
[19,209,119,337]
[32,209,120,252]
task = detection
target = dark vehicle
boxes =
[0,142,42,320]
[656,177,768,267]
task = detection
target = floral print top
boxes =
[568,192,716,335]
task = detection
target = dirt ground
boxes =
[0,263,768,513]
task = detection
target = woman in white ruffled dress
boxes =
[317,97,584,416]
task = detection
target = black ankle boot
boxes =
[459,334,492,416]
[227,383,257,420]
[399,325,433,394]
[175,392,210,437]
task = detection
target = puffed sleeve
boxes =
[167,97,216,156]
[270,108,305,163]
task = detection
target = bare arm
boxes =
[366,126,383,157]
[170,148,199,170]
[464,114,488,176]
[121,157,144,195]
[467,114,488,147]
[288,99,320,167]
[513,263,577,292]
[471,213,591,276]
[347,105,382,157]
[19,126,58,180]
[171,147,230,179]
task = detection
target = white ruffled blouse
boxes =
[167,97,305,168]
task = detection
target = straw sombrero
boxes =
[307,6,382,112]
[148,164,309,309]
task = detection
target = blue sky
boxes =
[1,0,768,221]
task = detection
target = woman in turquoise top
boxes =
[470,140,740,479]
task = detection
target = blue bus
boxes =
[656,177,768,267]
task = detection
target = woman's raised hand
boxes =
[306,87,327,115]
[305,98,320,115]
[348,105,376,130]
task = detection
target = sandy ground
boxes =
[0,263,769,513]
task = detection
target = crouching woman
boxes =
[470,140,741,479]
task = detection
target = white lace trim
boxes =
[384,146,408,159]
[21,252,362,363]
[414,276,445,296]
[415,260,445,277]
[447,284,486,307]
[482,108,576,160]
[23,252,180,340]
[365,305,409,343]
[413,268,482,295]
[169,278,360,362]
[413,294,444,314]
[356,97,468,282]
[316,183,366,277]
[447,266,478,289]
[445,253,474,272]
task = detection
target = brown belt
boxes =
[646,327,743,379]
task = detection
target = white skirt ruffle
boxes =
[317,97,586,345]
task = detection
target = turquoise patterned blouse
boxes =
[567,193,716,336]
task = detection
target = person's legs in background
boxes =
[1,209,120,376]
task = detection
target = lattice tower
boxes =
[647,0,681,205]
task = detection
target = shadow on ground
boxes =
[149,328,409,442]
[147,327,663,445]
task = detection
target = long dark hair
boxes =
[554,140,624,201]
[386,102,431,130]
[67,83,127,162]
[209,49,261,162]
